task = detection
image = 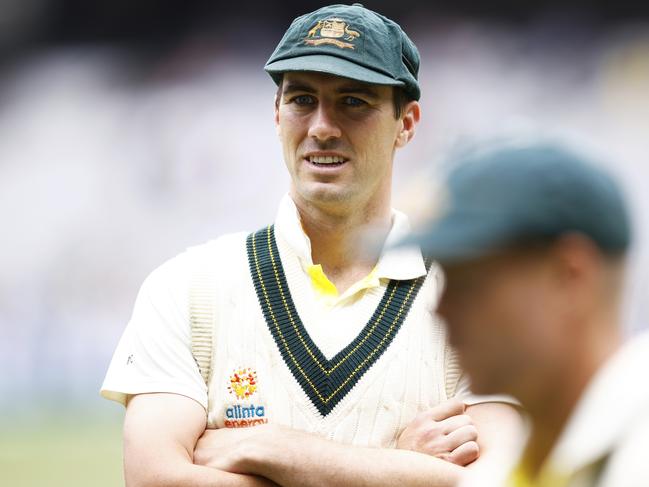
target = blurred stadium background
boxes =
[1,1,648,485]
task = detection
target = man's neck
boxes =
[291,193,393,294]
[521,323,622,477]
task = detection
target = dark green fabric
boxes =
[407,142,632,262]
[247,225,430,416]
[265,4,420,100]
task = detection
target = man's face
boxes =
[275,71,415,210]
[437,249,570,399]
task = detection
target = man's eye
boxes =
[343,96,366,106]
[292,95,315,105]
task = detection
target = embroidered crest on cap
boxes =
[228,367,258,400]
[305,18,360,49]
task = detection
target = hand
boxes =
[194,425,260,471]
[194,424,283,473]
[397,399,479,466]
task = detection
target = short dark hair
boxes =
[392,87,412,119]
[274,78,413,119]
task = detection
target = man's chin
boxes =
[297,183,355,206]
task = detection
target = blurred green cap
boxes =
[408,142,632,262]
[265,3,421,100]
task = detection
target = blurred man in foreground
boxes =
[412,141,649,486]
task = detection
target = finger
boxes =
[428,398,466,422]
[449,440,480,467]
[444,424,478,451]
[439,413,473,435]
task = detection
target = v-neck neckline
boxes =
[247,225,431,416]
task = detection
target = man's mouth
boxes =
[306,155,348,167]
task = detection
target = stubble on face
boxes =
[275,72,402,215]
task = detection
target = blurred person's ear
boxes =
[553,233,604,280]
[550,233,607,318]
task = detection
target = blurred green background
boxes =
[0,405,123,486]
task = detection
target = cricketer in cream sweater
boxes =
[101,4,522,487]
[103,195,521,486]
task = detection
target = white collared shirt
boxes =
[275,194,427,301]
[273,194,429,358]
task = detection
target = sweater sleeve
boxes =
[100,250,208,410]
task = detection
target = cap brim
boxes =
[265,54,404,87]
[400,213,521,263]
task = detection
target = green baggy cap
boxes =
[406,142,632,262]
[265,3,421,100]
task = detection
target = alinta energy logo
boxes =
[225,367,268,428]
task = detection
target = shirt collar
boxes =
[274,193,426,282]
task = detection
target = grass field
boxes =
[0,410,124,487]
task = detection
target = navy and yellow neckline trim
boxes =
[247,224,431,416]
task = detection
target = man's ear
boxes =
[274,94,281,136]
[396,100,421,148]
[552,233,602,285]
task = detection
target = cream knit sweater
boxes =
[190,231,460,448]
[102,197,466,448]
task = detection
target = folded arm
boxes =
[195,424,464,487]
[194,399,523,487]
[123,393,279,487]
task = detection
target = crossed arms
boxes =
[123,393,521,487]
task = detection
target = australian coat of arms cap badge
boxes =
[305,18,361,49]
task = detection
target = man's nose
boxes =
[307,102,342,141]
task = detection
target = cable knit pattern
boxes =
[190,231,454,447]
[189,263,217,387]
